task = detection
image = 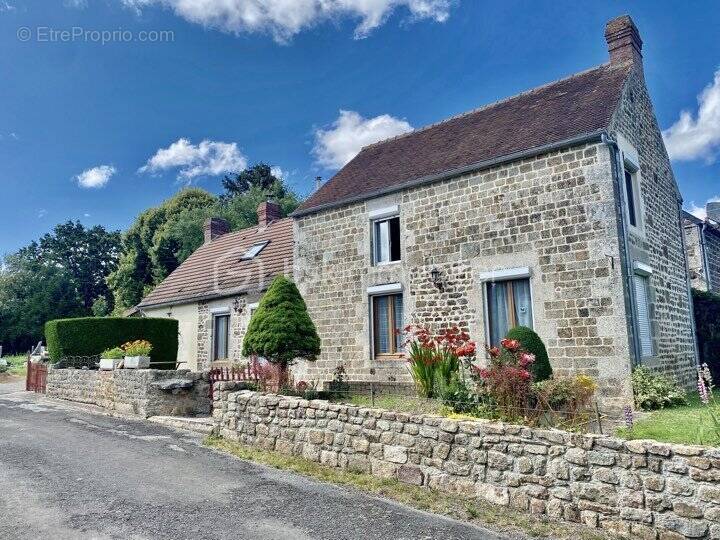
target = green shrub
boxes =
[100,347,124,359]
[631,366,687,411]
[45,317,178,369]
[505,326,552,382]
[692,288,720,381]
[242,276,320,368]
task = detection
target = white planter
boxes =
[123,356,150,369]
[99,358,122,371]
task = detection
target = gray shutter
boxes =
[633,274,653,357]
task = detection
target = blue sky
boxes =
[1,0,719,254]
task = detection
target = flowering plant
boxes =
[121,340,152,357]
[403,325,476,398]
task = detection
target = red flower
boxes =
[500,338,520,351]
[519,352,535,368]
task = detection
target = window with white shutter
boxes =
[633,274,653,357]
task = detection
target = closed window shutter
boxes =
[633,275,653,357]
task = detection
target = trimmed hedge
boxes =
[45,317,178,369]
[505,325,553,382]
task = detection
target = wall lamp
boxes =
[430,267,444,290]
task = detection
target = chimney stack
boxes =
[204,217,230,243]
[257,201,282,227]
[605,15,643,68]
[707,202,720,223]
[315,176,322,192]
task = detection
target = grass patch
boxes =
[332,394,447,416]
[617,393,716,445]
[204,436,611,540]
[1,355,27,378]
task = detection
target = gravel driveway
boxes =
[0,390,504,540]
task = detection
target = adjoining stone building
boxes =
[135,202,293,372]
[292,16,697,408]
[683,204,720,294]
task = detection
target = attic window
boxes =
[240,241,269,261]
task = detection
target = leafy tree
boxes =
[0,251,85,353]
[242,276,320,376]
[221,163,287,200]
[505,325,553,382]
[34,221,121,310]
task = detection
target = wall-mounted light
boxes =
[232,298,243,313]
[430,267,443,290]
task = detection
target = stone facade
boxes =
[215,389,720,540]
[610,68,697,386]
[293,67,697,406]
[47,368,211,417]
[684,219,720,294]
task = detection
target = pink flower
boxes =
[698,372,710,405]
[519,352,535,368]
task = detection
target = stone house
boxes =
[683,204,720,294]
[291,16,697,408]
[135,202,293,371]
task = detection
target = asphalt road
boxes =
[0,387,504,540]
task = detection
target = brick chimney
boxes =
[708,202,720,223]
[257,201,282,227]
[203,217,230,243]
[605,15,643,68]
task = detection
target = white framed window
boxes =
[369,286,404,357]
[370,207,401,265]
[212,313,230,361]
[481,268,534,347]
[240,241,269,261]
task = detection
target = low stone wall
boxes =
[47,368,211,417]
[214,387,720,539]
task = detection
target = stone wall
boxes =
[707,230,720,294]
[610,67,697,387]
[215,389,720,539]
[47,368,211,417]
[294,141,635,408]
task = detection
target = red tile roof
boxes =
[137,218,293,308]
[296,63,631,215]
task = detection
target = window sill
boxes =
[373,260,402,268]
[373,353,406,361]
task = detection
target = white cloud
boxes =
[37,209,47,219]
[121,0,451,42]
[0,2,15,12]
[64,0,87,8]
[75,165,117,188]
[9,132,18,140]
[139,138,247,181]
[688,195,720,220]
[313,110,413,169]
[663,68,720,162]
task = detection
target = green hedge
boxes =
[505,325,553,382]
[693,288,720,380]
[45,317,178,369]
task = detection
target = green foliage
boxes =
[692,288,720,380]
[45,317,177,368]
[221,163,288,200]
[631,366,687,411]
[505,326,552,382]
[242,276,320,367]
[100,347,124,360]
[122,340,153,357]
[91,296,110,317]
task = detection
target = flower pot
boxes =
[99,358,122,371]
[123,356,150,369]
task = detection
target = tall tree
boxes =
[221,163,288,200]
[36,221,121,310]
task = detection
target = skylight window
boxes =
[240,241,269,261]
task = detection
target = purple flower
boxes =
[623,405,634,429]
[698,372,710,405]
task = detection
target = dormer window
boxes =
[240,241,269,261]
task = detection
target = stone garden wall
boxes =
[215,387,720,539]
[47,368,211,418]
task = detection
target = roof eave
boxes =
[291,130,608,218]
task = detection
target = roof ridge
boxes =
[360,62,626,152]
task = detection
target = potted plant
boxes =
[122,340,152,369]
[99,347,124,371]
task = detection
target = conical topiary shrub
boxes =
[242,276,320,376]
[505,325,552,382]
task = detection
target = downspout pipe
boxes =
[679,204,701,367]
[700,222,713,291]
[601,132,643,366]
